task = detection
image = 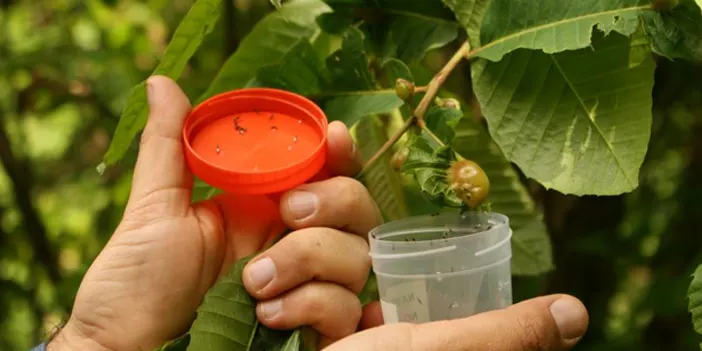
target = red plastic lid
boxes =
[182,88,328,195]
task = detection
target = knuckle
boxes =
[514,313,548,351]
[335,177,368,209]
[285,229,325,276]
[300,284,329,315]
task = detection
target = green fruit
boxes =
[446,159,490,208]
[395,79,415,102]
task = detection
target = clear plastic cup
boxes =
[368,211,513,324]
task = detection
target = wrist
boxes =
[47,321,114,351]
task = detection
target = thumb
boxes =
[125,76,193,216]
[327,295,588,351]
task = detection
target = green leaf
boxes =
[254,26,402,127]
[378,14,459,63]
[354,115,409,221]
[471,29,655,195]
[200,0,331,100]
[323,0,456,21]
[250,328,300,351]
[158,335,190,351]
[452,117,553,275]
[642,0,702,61]
[322,0,458,62]
[187,256,257,351]
[423,106,463,145]
[100,0,223,168]
[324,92,403,126]
[403,133,463,208]
[255,40,331,95]
[358,272,379,306]
[326,27,376,90]
[688,263,702,341]
[442,0,652,61]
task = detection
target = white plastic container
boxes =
[368,211,512,324]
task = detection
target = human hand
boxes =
[332,294,589,351]
[48,76,379,351]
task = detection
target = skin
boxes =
[48,76,589,351]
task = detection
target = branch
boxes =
[413,41,472,121]
[359,41,472,174]
[0,118,62,283]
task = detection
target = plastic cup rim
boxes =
[369,212,510,244]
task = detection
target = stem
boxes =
[309,86,427,100]
[357,114,415,178]
[418,121,446,147]
[358,41,472,174]
[413,41,471,121]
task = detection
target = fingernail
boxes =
[259,299,283,320]
[246,257,276,291]
[550,298,587,340]
[287,191,319,221]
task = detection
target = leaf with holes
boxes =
[442,0,653,61]
[471,29,655,195]
[100,0,223,169]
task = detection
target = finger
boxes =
[256,282,362,345]
[326,294,589,351]
[358,301,383,331]
[126,76,193,215]
[326,121,361,177]
[243,227,370,299]
[280,176,382,235]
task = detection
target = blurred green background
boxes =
[1,0,701,350]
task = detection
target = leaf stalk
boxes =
[358,41,473,175]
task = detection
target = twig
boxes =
[358,41,472,174]
[413,41,471,121]
[358,114,415,177]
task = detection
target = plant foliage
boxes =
[92,0,702,349]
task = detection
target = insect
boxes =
[216,145,221,154]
